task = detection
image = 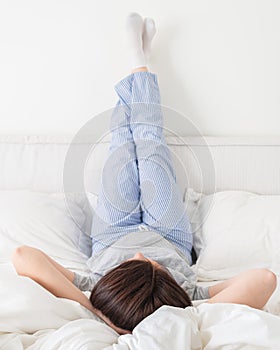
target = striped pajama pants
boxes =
[91,72,193,263]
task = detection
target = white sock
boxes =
[142,18,156,61]
[125,12,147,69]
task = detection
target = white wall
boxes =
[0,0,280,136]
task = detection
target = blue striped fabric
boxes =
[91,72,193,262]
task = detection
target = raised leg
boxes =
[129,71,193,263]
[90,12,155,256]
[91,76,142,256]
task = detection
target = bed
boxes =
[1,134,280,350]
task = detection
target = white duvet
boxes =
[1,262,280,350]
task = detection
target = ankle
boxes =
[131,67,148,73]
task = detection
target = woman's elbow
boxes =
[261,269,277,295]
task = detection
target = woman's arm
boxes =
[12,246,95,313]
[207,268,277,309]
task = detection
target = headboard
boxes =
[1,135,280,195]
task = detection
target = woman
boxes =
[12,13,276,335]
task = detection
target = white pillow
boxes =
[0,190,93,272]
[186,189,280,280]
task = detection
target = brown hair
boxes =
[90,260,192,331]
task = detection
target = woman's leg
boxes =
[96,14,192,261]
[91,79,142,255]
[90,13,156,255]
[111,14,192,262]
[127,71,193,263]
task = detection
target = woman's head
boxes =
[90,253,192,333]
